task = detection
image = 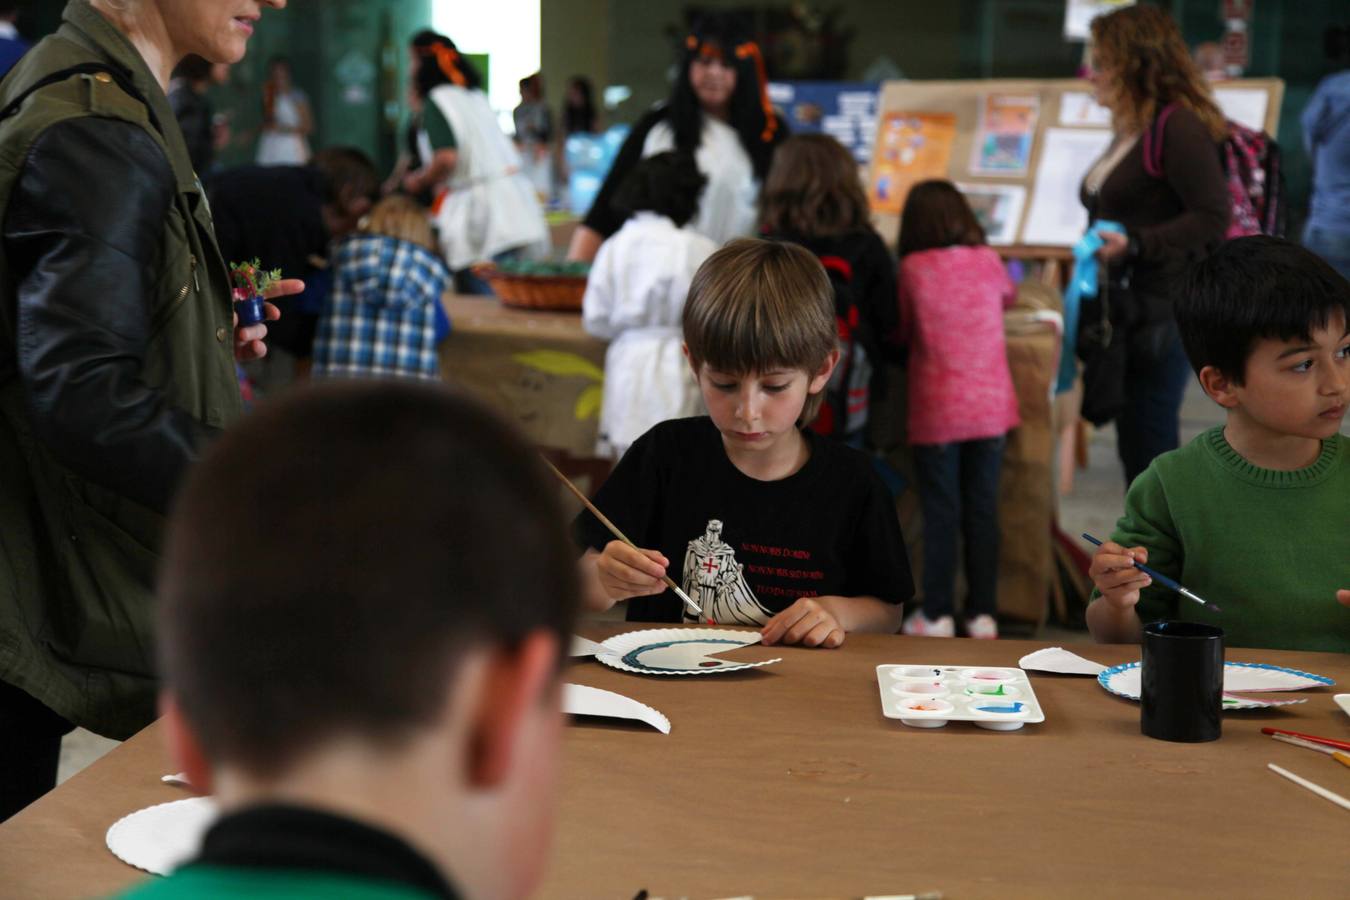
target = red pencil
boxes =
[1261,727,1350,752]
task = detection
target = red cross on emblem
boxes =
[701,558,719,573]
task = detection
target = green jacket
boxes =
[114,867,441,900]
[0,1,242,738]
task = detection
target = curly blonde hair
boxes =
[1090,6,1227,141]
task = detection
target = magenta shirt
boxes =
[897,245,1021,446]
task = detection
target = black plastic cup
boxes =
[1140,621,1224,742]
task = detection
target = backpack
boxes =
[810,254,872,441]
[1143,102,1286,239]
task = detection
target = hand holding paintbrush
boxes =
[544,458,707,621]
[1083,533,1221,613]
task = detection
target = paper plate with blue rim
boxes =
[596,627,782,676]
[1098,661,1335,709]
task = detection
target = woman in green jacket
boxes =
[0,0,295,821]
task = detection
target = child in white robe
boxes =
[583,152,719,459]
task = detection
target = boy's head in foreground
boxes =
[1176,237,1349,458]
[682,239,839,450]
[157,383,579,899]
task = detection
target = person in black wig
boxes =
[567,12,788,261]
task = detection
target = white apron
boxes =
[425,85,549,269]
[582,213,717,458]
[641,115,758,246]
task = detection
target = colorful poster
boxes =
[970,93,1040,175]
[767,81,881,163]
[1058,91,1112,128]
[954,183,1028,246]
[867,112,957,214]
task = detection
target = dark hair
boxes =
[173,55,214,84]
[563,76,596,135]
[760,134,870,239]
[312,146,380,209]
[1176,236,1350,383]
[612,151,707,228]
[410,30,483,97]
[668,13,782,180]
[158,383,580,777]
[0,2,20,18]
[897,180,986,257]
[684,239,837,425]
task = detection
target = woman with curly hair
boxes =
[1081,5,1230,484]
[568,13,788,261]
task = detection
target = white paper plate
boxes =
[106,797,219,876]
[596,628,781,676]
[1098,661,1334,709]
[1335,694,1350,719]
[563,683,670,733]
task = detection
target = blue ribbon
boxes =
[1057,220,1126,394]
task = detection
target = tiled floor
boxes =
[57,382,1233,783]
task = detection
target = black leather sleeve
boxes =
[4,116,215,513]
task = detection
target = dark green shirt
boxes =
[422,101,457,151]
[1119,427,1350,652]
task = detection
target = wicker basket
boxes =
[472,264,587,311]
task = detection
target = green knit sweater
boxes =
[113,867,438,900]
[1118,427,1350,652]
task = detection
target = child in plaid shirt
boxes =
[312,195,451,380]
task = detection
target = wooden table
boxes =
[2,631,1347,898]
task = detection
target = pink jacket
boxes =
[897,245,1020,445]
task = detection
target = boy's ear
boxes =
[807,349,841,395]
[467,631,561,790]
[160,691,214,795]
[1197,365,1241,409]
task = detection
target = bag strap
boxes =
[1142,102,1179,179]
[0,62,162,134]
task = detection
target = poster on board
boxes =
[970,93,1040,175]
[955,182,1028,246]
[767,81,881,163]
[1022,127,1113,245]
[868,111,957,214]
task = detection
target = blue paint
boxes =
[975,702,1025,714]
[621,639,750,671]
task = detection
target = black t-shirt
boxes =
[574,417,913,624]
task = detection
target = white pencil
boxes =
[1267,763,1350,812]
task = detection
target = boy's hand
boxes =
[234,277,304,362]
[595,541,668,601]
[1337,589,1350,608]
[761,597,845,649]
[1089,542,1152,610]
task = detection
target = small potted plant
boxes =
[229,258,283,326]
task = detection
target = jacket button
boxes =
[94,72,113,84]
[216,327,228,342]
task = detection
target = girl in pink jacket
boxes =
[896,180,1020,639]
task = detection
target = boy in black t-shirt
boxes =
[576,239,913,647]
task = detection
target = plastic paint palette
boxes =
[876,664,1047,731]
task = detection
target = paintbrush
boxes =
[543,458,706,620]
[1262,727,1350,753]
[1267,763,1350,812]
[1271,732,1350,769]
[1080,533,1221,612]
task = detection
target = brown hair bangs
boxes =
[683,239,837,424]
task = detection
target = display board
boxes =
[868,77,1284,250]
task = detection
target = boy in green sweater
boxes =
[1088,237,1350,651]
[117,383,579,900]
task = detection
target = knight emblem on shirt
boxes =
[682,519,773,625]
